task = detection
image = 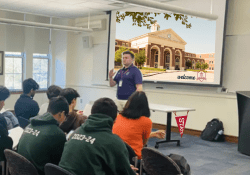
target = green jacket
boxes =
[59,113,136,175]
[17,112,66,175]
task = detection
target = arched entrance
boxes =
[175,50,182,70]
[164,48,172,70]
[150,45,160,68]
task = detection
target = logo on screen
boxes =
[197,71,206,82]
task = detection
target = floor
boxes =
[147,132,250,175]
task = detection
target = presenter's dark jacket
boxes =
[17,112,66,175]
[114,64,142,100]
[59,113,136,175]
[14,94,40,120]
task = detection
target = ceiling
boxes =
[0,0,178,18]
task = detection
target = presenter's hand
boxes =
[109,69,116,79]
[155,130,166,139]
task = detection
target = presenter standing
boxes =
[109,51,143,111]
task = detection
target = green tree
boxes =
[201,63,209,70]
[116,12,192,29]
[185,60,192,69]
[115,46,130,63]
[195,62,201,70]
[135,50,148,69]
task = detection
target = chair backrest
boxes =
[4,149,39,175]
[124,142,137,166]
[141,147,182,175]
[17,116,30,129]
[45,163,73,175]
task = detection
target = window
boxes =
[212,61,213,64]
[33,53,49,89]
[200,55,201,58]
[212,67,214,70]
[122,43,125,46]
[5,52,24,90]
[126,43,129,47]
[115,42,117,45]
[168,34,171,38]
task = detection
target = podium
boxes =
[236,91,250,155]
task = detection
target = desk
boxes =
[149,104,195,148]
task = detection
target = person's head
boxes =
[60,88,80,109]
[0,86,10,111]
[47,96,69,125]
[46,85,62,100]
[122,51,134,67]
[91,98,118,121]
[23,78,39,97]
[121,91,150,119]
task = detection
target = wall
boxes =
[0,11,69,110]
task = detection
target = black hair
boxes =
[0,86,10,101]
[123,50,134,59]
[60,88,80,105]
[121,91,150,119]
[23,78,39,94]
[47,96,69,115]
[91,98,118,121]
[46,85,62,100]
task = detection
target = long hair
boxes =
[120,91,150,119]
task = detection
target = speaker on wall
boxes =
[82,36,93,48]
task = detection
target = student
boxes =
[0,117,13,162]
[14,78,40,120]
[0,86,19,129]
[59,88,87,133]
[17,96,69,175]
[113,91,165,160]
[39,85,62,115]
[59,98,137,175]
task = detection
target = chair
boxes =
[17,116,30,129]
[44,163,73,175]
[141,147,182,175]
[124,142,138,167]
[4,149,39,175]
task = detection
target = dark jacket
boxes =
[59,111,88,133]
[17,113,66,175]
[14,94,40,120]
[59,113,136,175]
[0,117,13,161]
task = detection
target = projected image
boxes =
[115,12,217,83]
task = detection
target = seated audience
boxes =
[0,117,13,162]
[14,78,40,120]
[59,98,137,175]
[59,88,87,133]
[39,85,62,115]
[17,96,69,175]
[0,86,19,129]
[113,91,165,160]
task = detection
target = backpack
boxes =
[201,118,225,142]
[168,154,191,175]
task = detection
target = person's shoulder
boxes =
[140,116,152,124]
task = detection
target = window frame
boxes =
[33,53,50,90]
[4,52,25,91]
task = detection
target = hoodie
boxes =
[59,113,136,175]
[17,112,66,175]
